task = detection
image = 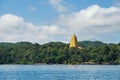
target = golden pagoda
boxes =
[69,34,78,48]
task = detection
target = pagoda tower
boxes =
[69,34,78,48]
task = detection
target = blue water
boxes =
[0,65,120,80]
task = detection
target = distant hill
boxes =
[0,41,120,64]
[78,41,106,47]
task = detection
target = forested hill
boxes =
[0,41,120,64]
[78,41,106,47]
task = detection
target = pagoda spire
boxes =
[69,34,78,48]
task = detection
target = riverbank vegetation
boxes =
[0,41,120,64]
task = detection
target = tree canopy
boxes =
[0,41,120,64]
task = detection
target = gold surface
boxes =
[69,34,78,48]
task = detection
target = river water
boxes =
[0,65,120,80]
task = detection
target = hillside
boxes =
[0,41,120,64]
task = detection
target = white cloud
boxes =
[0,14,66,43]
[57,5,120,43]
[49,0,73,13]
[0,14,23,28]
[0,5,120,43]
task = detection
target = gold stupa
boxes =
[69,34,78,48]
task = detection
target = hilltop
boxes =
[0,41,120,64]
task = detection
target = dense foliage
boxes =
[0,41,120,64]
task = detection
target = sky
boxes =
[0,0,120,44]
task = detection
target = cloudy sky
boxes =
[0,0,120,44]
